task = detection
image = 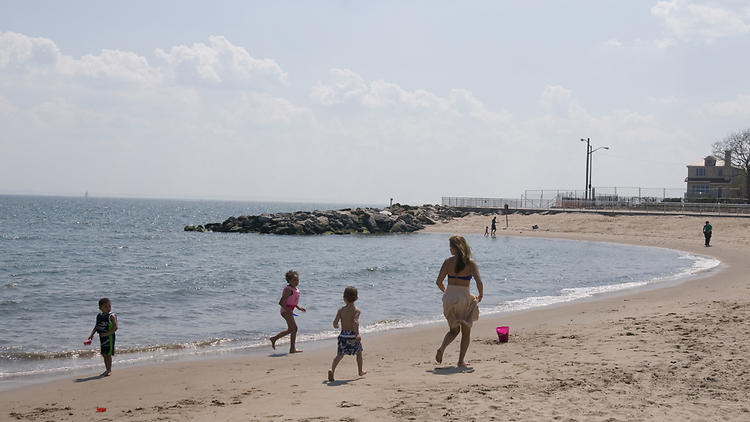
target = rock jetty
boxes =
[184,204,469,235]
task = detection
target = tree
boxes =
[713,128,750,203]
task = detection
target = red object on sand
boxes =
[84,339,92,345]
[96,407,106,412]
[496,326,509,343]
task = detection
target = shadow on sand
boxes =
[74,374,107,383]
[323,378,358,386]
[428,365,475,375]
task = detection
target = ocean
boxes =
[0,195,719,390]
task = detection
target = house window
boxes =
[696,168,706,177]
[690,184,710,194]
[718,169,723,177]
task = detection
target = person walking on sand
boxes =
[703,221,713,247]
[86,297,118,376]
[435,235,484,367]
[270,270,306,353]
[490,216,497,237]
[328,286,366,382]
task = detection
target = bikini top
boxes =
[447,274,472,281]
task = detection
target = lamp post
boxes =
[588,146,609,203]
[580,138,590,202]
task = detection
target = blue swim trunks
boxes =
[337,330,363,356]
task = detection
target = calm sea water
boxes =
[0,195,718,389]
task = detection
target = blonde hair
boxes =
[285,270,298,283]
[449,235,471,273]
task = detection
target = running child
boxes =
[328,286,366,382]
[270,270,306,353]
[86,297,118,376]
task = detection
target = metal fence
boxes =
[442,186,750,215]
[442,197,527,209]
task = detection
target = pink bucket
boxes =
[496,326,509,343]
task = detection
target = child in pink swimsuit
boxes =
[270,270,306,353]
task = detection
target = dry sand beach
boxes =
[3,212,750,421]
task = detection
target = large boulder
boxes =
[389,220,411,233]
[358,211,379,232]
[373,212,395,231]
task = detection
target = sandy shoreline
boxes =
[3,212,750,421]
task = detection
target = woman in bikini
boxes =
[435,235,484,367]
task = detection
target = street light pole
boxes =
[588,145,593,200]
[589,146,610,204]
[581,138,590,202]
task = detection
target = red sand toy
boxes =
[496,326,509,343]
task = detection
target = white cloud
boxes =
[310,68,367,105]
[0,32,318,198]
[605,39,623,47]
[310,68,509,124]
[155,35,288,87]
[702,94,750,117]
[0,31,160,85]
[539,85,582,119]
[1,32,290,89]
[651,0,750,42]
[0,31,61,69]
[72,50,160,84]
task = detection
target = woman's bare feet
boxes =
[100,371,111,377]
[328,370,334,382]
[435,348,444,364]
[457,361,469,368]
[358,370,367,377]
[270,338,276,350]
[289,349,303,354]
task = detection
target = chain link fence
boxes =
[443,186,750,214]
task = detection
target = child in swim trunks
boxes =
[328,286,366,382]
[270,270,306,353]
[86,297,118,376]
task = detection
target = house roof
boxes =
[689,155,725,167]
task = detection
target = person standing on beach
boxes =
[490,216,497,237]
[435,235,484,367]
[328,286,366,382]
[270,270,306,353]
[86,297,118,376]
[703,221,713,247]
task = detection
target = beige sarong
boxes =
[442,285,479,329]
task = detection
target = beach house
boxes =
[685,151,747,202]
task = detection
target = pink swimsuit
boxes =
[280,285,300,315]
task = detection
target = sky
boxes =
[1,1,749,205]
